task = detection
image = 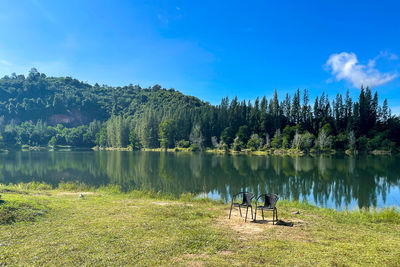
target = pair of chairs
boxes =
[228,192,279,224]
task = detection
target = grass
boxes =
[0,183,400,266]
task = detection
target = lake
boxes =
[0,151,399,210]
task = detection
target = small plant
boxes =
[189,143,200,152]
[176,140,190,148]
[232,137,243,151]
[246,134,261,151]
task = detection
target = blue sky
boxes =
[1,0,400,111]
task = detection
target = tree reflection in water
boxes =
[0,151,399,210]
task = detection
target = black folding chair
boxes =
[228,192,254,222]
[254,194,279,224]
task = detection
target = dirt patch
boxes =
[219,250,234,256]
[171,253,208,266]
[152,201,193,207]
[218,209,313,242]
[218,210,266,240]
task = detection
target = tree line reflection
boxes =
[0,151,399,209]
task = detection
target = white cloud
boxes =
[326,52,397,88]
[368,51,398,68]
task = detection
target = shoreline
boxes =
[2,145,395,156]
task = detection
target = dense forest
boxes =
[1,68,400,153]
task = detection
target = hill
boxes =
[0,68,204,126]
[1,68,400,152]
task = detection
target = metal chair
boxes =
[228,192,254,222]
[254,194,279,224]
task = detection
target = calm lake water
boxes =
[1,151,399,210]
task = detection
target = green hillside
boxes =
[0,68,204,126]
[0,68,400,153]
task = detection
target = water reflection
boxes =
[0,151,399,210]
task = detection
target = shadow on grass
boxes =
[251,219,294,227]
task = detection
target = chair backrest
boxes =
[263,194,278,208]
[242,192,254,205]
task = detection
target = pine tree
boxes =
[291,89,301,124]
[382,98,389,124]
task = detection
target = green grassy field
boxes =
[1,183,399,266]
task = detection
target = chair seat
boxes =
[256,206,275,210]
[232,202,252,207]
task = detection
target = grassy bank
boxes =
[1,183,399,266]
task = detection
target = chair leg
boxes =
[245,207,248,222]
[250,206,253,219]
[262,209,264,221]
[254,207,257,221]
[229,203,233,219]
[276,208,278,221]
[273,209,275,225]
[239,206,242,217]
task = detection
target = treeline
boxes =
[0,69,400,152]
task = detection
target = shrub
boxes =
[17,182,53,191]
[189,144,200,152]
[176,140,190,148]
[246,134,261,151]
[315,129,332,151]
[58,181,92,191]
[232,137,243,151]
[271,129,282,149]
[357,136,370,151]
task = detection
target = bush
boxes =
[282,136,290,149]
[380,139,395,151]
[236,125,250,144]
[315,129,332,151]
[58,181,92,191]
[189,144,200,152]
[232,137,243,151]
[246,134,261,151]
[333,132,347,150]
[220,127,235,145]
[176,140,190,148]
[357,136,370,151]
[271,129,282,149]
[16,182,53,191]
[220,141,229,152]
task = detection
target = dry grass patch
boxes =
[218,208,312,244]
[54,191,95,196]
[152,201,193,207]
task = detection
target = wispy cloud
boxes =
[368,50,398,68]
[0,59,11,66]
[157,14,169,25]
[325,52,398,88]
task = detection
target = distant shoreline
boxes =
[2,145,395,156]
